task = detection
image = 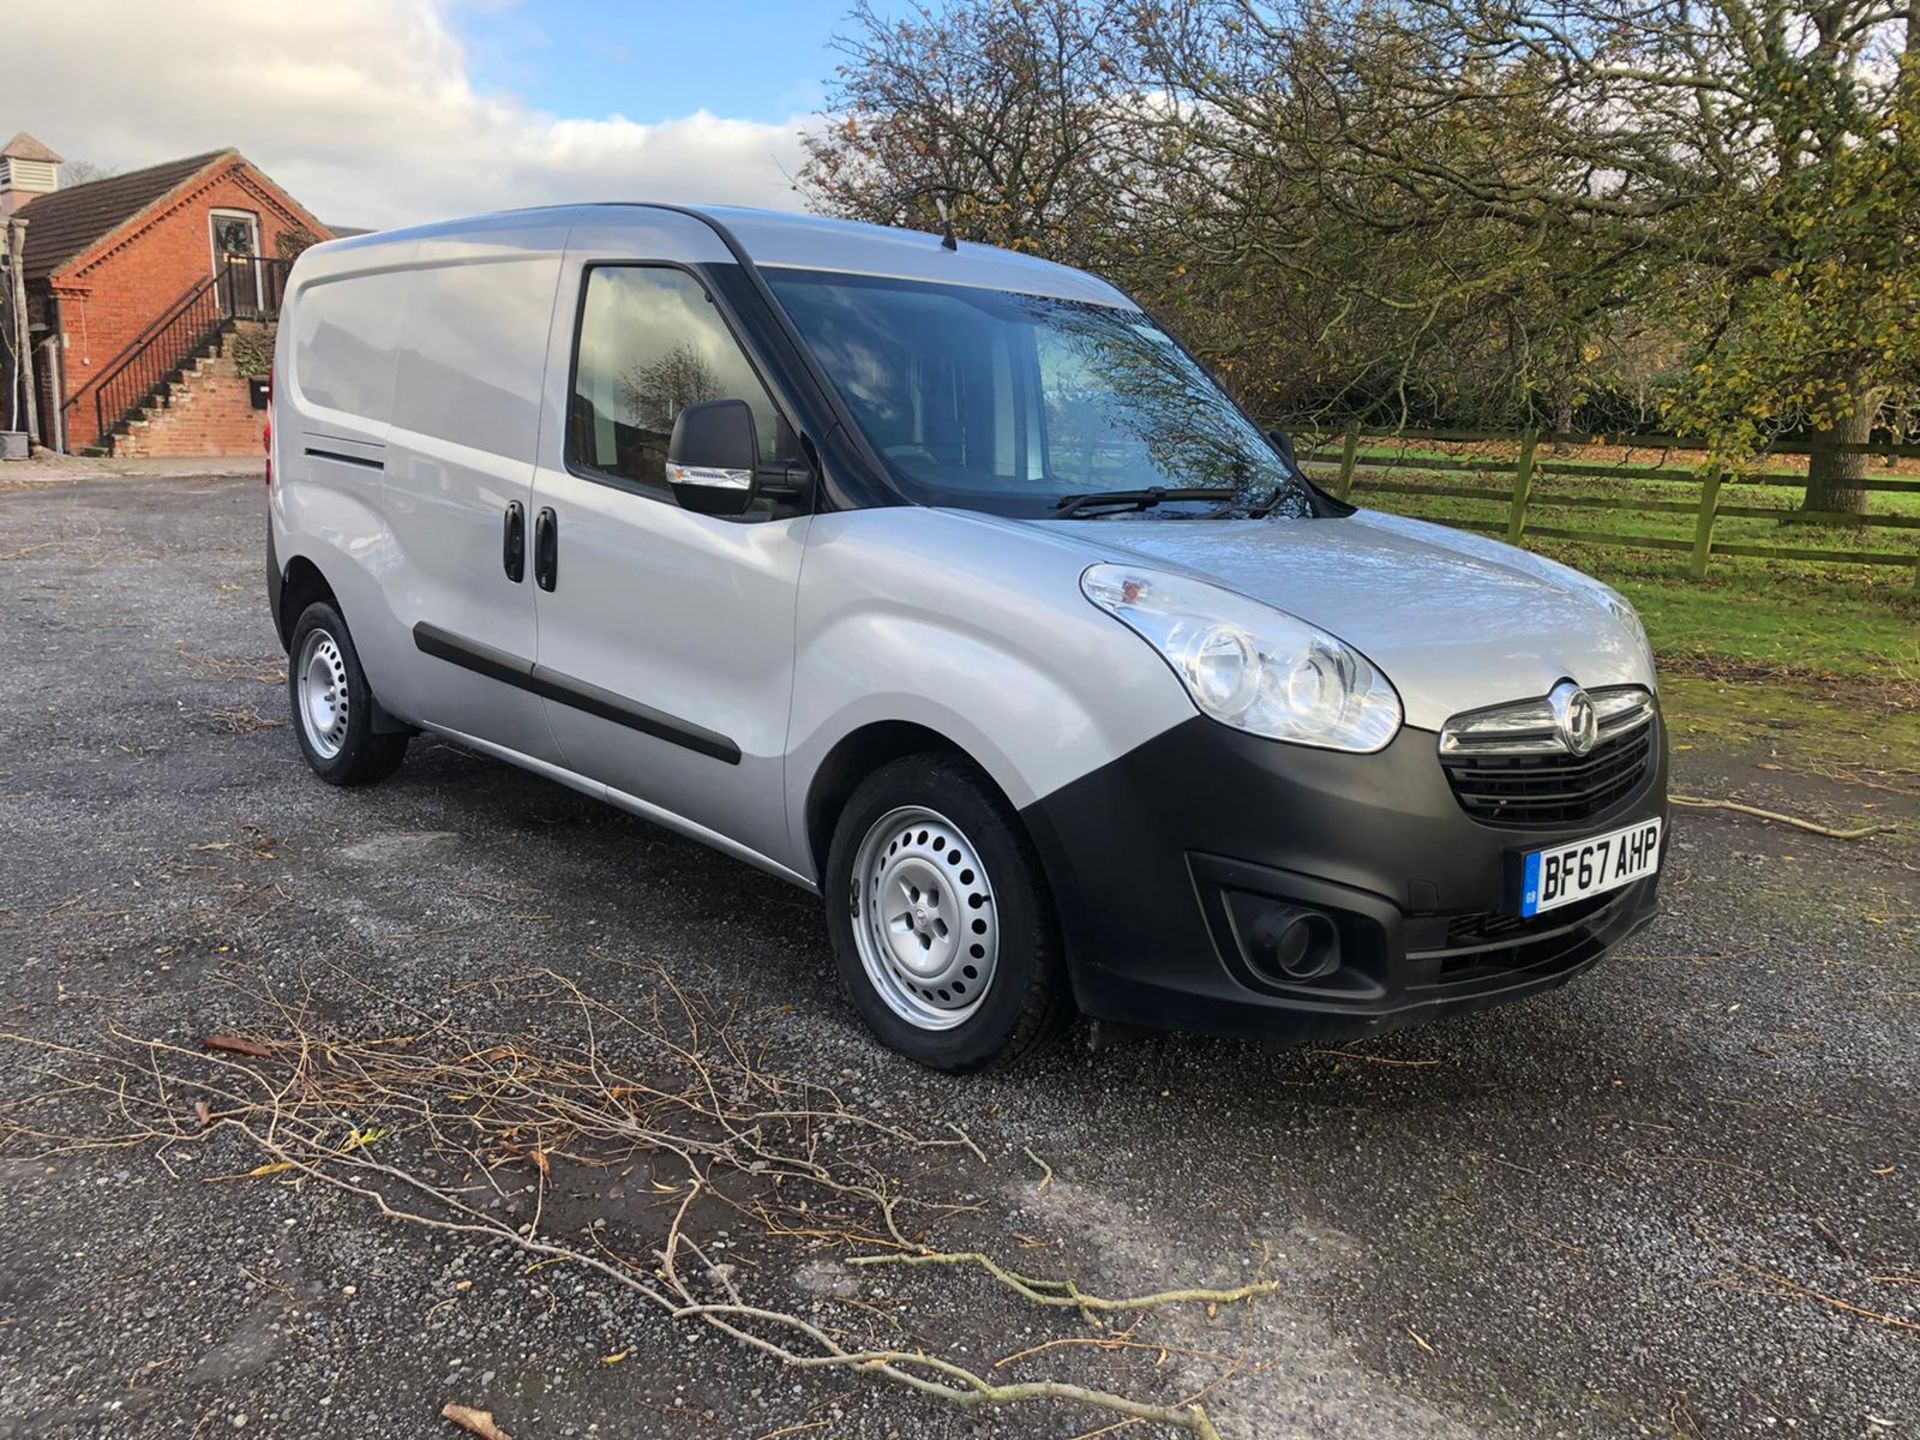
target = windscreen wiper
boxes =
[1050,486,1237,518]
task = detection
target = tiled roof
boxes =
[19,150,232,283]
[2,132,64,163]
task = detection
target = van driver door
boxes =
[525,217,812,877]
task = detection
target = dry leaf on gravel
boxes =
[442,1402,512,1440]
[203,1035,272,1059]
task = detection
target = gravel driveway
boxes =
[1,474,1914,1439]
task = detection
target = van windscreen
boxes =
[764,269,1308,520]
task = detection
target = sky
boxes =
[5,0,880,231]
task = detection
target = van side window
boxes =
[568,266,798,491]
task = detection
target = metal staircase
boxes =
[66,254,289,455]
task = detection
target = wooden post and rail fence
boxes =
[1292,427,1920,594]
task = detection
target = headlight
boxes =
[1608,594,1656,679]
[1081,563,1402,752]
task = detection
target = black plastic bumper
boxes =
[267,521,287,651]
[1020,713,1667,1045]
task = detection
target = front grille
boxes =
[1406,880,1653,991]
[1440,719,1656,827]
[1441,891,1612,949]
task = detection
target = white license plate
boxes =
[1518,817,1662,918]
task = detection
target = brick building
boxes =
[0,134,330,455]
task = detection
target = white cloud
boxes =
[6,0,812,230]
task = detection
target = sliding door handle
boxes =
[533,506,558,591]
[502,501,525,582]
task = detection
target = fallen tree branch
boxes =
[1720,1263,1920,1337]
[1,967,1265,1438]
[1669,795,1892,840]
[848,1249,1277,1313]
[1303,1048,1441,1068]
[1024,1145,1055,1192]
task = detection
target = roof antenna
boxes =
[934,196,958,251]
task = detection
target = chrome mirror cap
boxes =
[666,462,752,490]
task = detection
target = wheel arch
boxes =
[803,720,1026,885]
[276,554,340,651]
[275,552,414,736]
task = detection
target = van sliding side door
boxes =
[380,218,571,762]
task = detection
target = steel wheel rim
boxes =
[849,805,999,1031]
[296,628,350,760]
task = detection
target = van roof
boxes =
[691,206,1133,306]
[319,203,1135,309]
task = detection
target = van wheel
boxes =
[825,754,1069,1072]
[287,601,407,786]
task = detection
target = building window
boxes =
[210,212,259,258]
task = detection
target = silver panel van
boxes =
[268,204,1666,1070]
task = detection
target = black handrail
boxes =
[66,255,291,449]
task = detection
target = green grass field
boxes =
[1600,561,1916,680]
[1302,444,1920,681]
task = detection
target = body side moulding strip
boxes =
[412,621,529,686]
[411,622,742,765]
[304,446,386,471]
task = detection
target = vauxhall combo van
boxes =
[268,204,1666,1070]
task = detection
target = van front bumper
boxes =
[1019,714,1666,1045]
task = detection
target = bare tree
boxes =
[621,343,722,434]
[1144,0,1920,509]
[275,226,323,262]
[798,0,1139,269]
[58,159,118,187]
[1127,2,1619,430]
[804,0,1920,500]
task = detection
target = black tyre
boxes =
[286,601,407,786]
[825,753,1070,1072]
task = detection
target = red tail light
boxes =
[263,366,274,488]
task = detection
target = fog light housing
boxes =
[1240,902,1341,985]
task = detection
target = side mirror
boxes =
[1266,428,1298,469]
[667,399,759,516]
